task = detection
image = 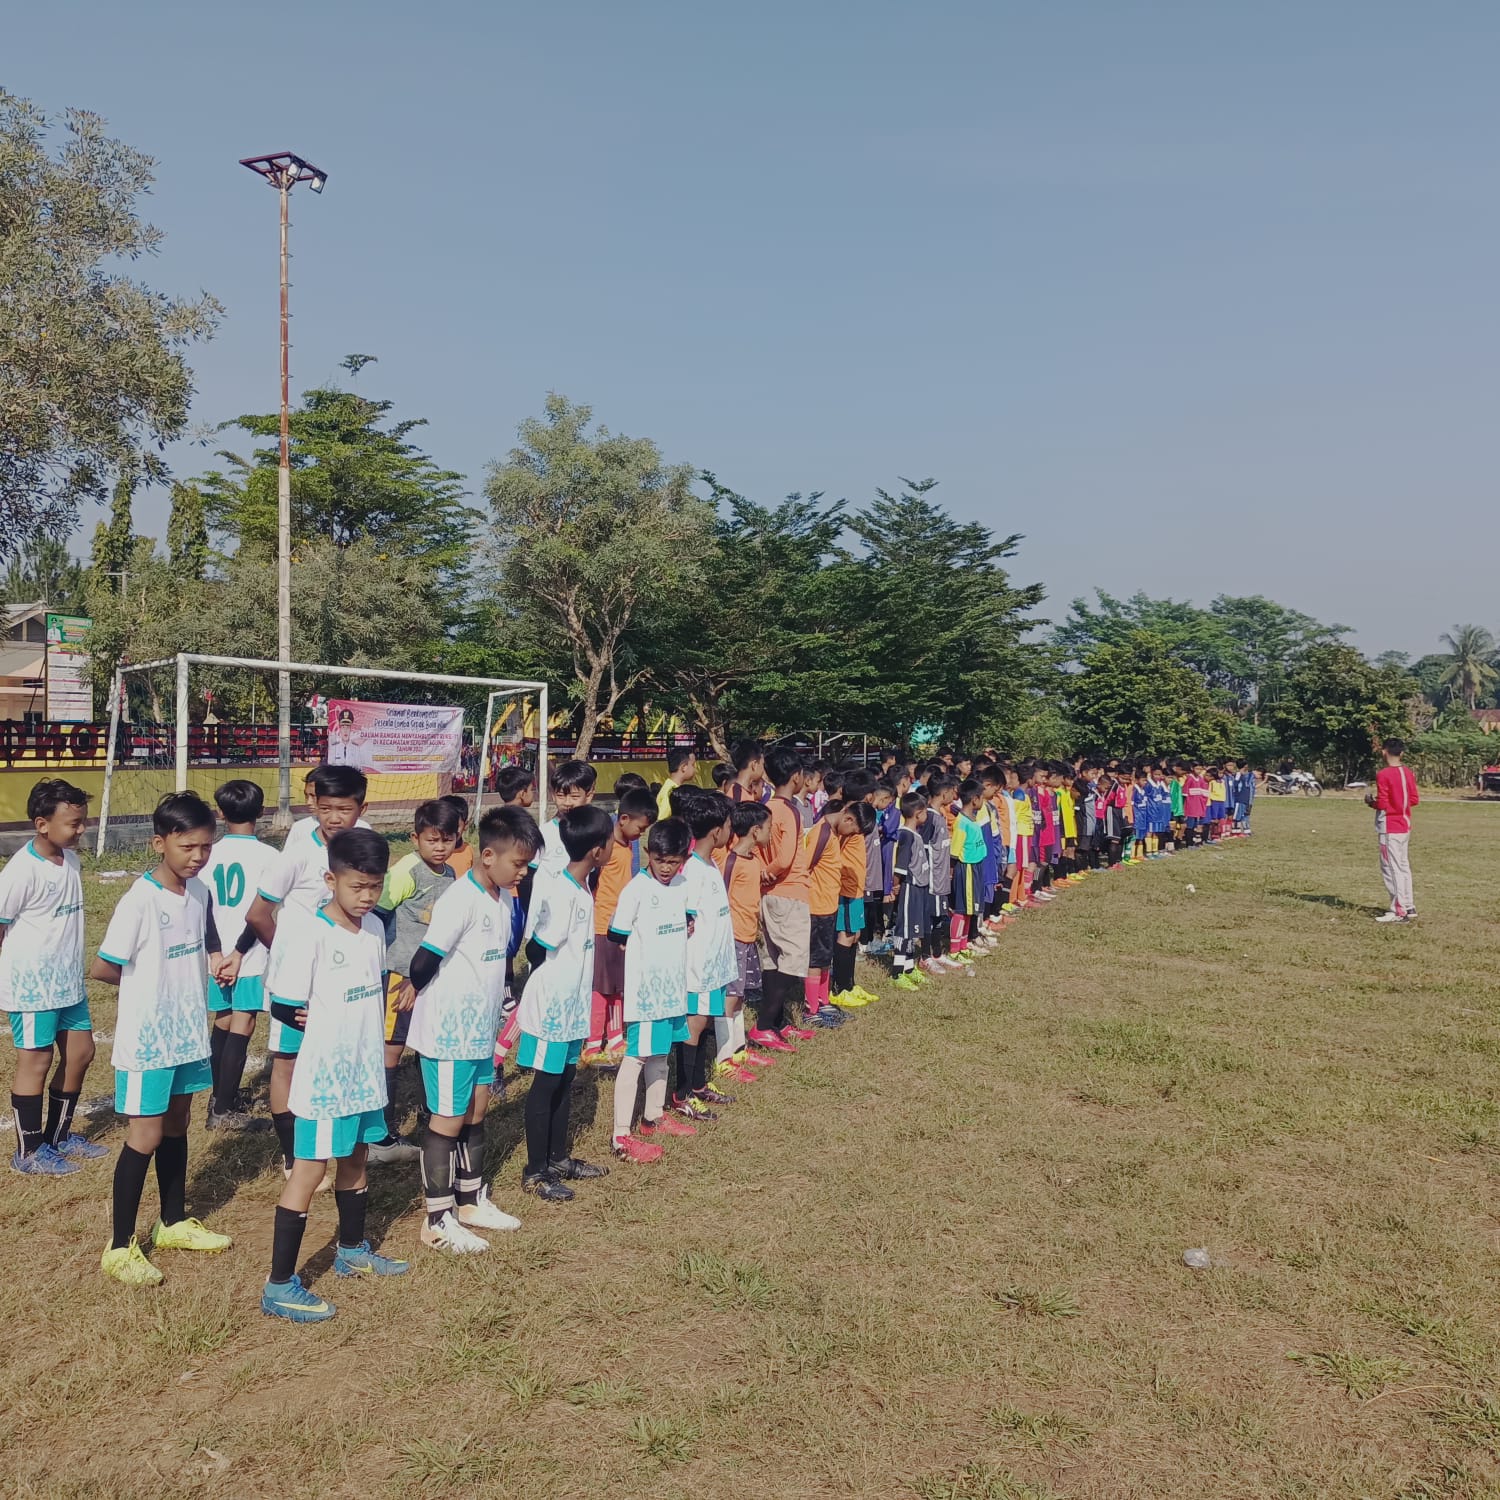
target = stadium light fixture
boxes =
[238,151,329,827]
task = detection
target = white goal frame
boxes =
[96,652,549,855]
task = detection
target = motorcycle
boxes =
[1265,769,1322,797]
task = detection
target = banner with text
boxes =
[45,614,93,723]
[325,699,464,776]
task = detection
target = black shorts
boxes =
[808,912,837,970]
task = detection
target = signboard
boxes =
[45,614,93,723]
[325,698,464,776]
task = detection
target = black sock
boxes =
[12,1092,44,1157]
[455,1121,484,1204]
[335,1185,367,1249]
[692,1038,710,1092]
[213,1032,250,1114]
[523,1072,552,1177]
[272,1110,295,1171]
[270,1204,307,1283]
[756,972,786,1033]
[210,1025,227,1087]
[547,1063,576,1165]
[832,944,857,995]
[155,1133,188,1226]
[44,1087,80,1147]
[111,1144,152,1249]
[383,1065,399,1140]
[421,1128,457,1224]
[673,1041,697,1103]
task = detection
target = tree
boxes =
[1064,631,1236,758]
[1437,624,1498,711]
[0,89,220,555]
[483,395,713,758]
[1208,595,1349,717]
[89,469,135,592]
[1268,644,1413,782]
[195,372,476,588]
[1,536,86,612]
[166,482,208,580]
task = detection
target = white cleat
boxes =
[420,1210,491,1254]
[456,1187,522,1233]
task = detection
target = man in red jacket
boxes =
[1366,738,1419,923]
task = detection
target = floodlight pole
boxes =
[240,151,327,828]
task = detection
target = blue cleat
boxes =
[55,1135,109,1162]
[11,1143,81,1176]
[261,1274,336,1322]
[334,1240,409,1278]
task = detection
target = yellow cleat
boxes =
[152,1217,232,1254]
[101,1237,164,1286]
[829,989,868,1009]
[851,985,882,1004]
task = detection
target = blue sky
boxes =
[12,1,1498,655]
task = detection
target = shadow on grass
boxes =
[1269,886,1384,915]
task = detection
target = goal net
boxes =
[94,653,550,853]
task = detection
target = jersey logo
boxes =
[481,915,494,932]
[331,949,347,966]
[158,910,172,928]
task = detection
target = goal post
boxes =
[95,652,549,855]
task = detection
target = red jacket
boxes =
[1374,765,1419,835]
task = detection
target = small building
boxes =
[0,602,48,723]
[1473,709,1500,735]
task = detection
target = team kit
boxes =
[1,744,1258,1324]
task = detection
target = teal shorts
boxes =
[115,1057,212,1117]
[293,1109,388,1161]
[625,1016,688,1058]
[209,975,266,1015]
[419,1054,496,1115]
[267,1015,303,1055]
[515,1033,584,1076]
[9,999,91,1050]
[836,896,866,935]
[686,987,726,1018]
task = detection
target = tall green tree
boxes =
[166,481,208,580]
[0,89,220,555]
[1,536,86,612]
[1064,631,1236,758]
[483,395,713,758]
[1437,624,1497,710]
[1268,644,1413,781]
[89,469,135,592]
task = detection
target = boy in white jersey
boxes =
[533,759,597,878]
[2,778,103,1175]
[406,806,540,1253]
[261,829,409,1323]
[671,790,738,1121]
[608,816,697,1163]
[200,779,277,1133]
[92,793,235,1285]
[244,763,367,1174]
[516,804,612,1201]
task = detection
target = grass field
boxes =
[4,796,1500,1499]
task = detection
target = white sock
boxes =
[714,1016,735,1064]
[642,1057,669,1121]
[731,1013,747,1053]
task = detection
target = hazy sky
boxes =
[12,1,1498,656]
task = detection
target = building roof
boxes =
[1474,709,1500,727]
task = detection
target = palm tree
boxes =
[1438,624,1498,710]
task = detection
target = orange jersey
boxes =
[717,846,762,944]
[446,842,474,878]
[593,836,635,935]
[838,831,865,899]
[803,820,841,916]
[762,796,810,902]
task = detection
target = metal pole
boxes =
[537,686,549,819]
[175,653,190,793]
[475,689,498,821]
[276,176,293,829]
[96,666,125,857]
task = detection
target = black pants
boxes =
[523,1063,575,1174]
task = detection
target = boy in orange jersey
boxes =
[713,800,772,1081]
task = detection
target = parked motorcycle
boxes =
[1265,769,1322,797]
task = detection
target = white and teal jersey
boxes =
[532,817,566,876]
[682,852,735,995]
[259,826,332,995]
[200,834,278,981]
[276,908,387,1119]
[98,873,213,1071]
[0,842,86,1014]
[282,814,372,855]
[409,872,512,1061]
[518,869,593,1044]
[609,869,690,1025]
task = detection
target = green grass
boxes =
[5,797,1500,1496]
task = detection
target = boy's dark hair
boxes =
[684,790,733,841]
[439,793,470,825]
[665,745,696,774]
[553,759,598,795]
[559,804,613,859]
[668,784,698,819]
[477,805,542,856]
[957,778,983,806]
[616,787,659,823]
[979,767,1002,787]
[1383,738,1406,758]
[710,763,734,788]
[613,771,649,794]
[153,791,216,837]
[845,800,877,836]
[843,769,876,800]
[764,745,803,790]
[308,764,367,802]
[414,799,463,837]
[822,768,847,798]
[328,827,390,877]
[28,777,89,821]
[900,791,928,819]
[731,738,765,773]
[927,774,958,799]
[729,800,771,838]
[213,779,264,825]
[495,765,536,803]
[647,816,693,859]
